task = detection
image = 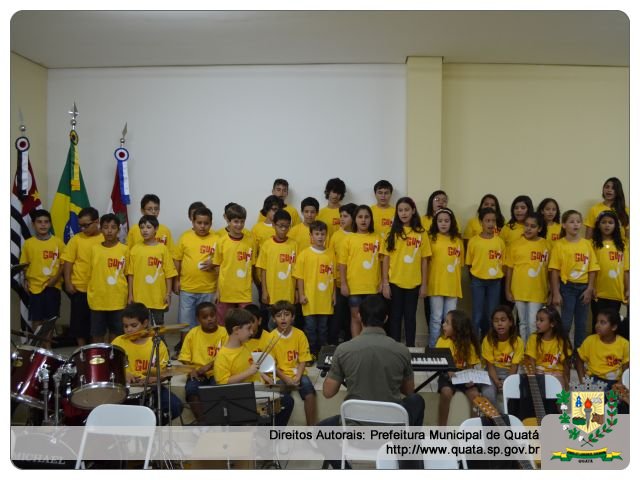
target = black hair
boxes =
[301,197,320,212]
[224,308,254,335]
[31,209,51,222]
[386,197,424,252]
[559,210,582,239]
[243,304,264,338]
[536,198,561,224]
[138,214,159,229]
[446,310,481,368]
[351,205,374,233]
[196,301,216,319]
[273,178,289,189]
[273,209,292,224]
[188,201,206,219]
[428,208,460,241]
[487,305,518,351]
[524,213,547,239]
[140,194,160,209]
[478,207,497,223]
[602,177,629,227]
[100,213,120,227]
[359,294,388,327]
[373,180,393,194]
[592,210,625,251]
[270,300,296,316]
[78,207,99,221]
[260,195,285,216]
[339,203,357,216]
[324,178,346,200]
[309,220,328,234]
[425,190,448,218]
[506,195,534,229]
[535,306,572,360]
[595,308,621,330]
[192,207,213,221]
[122,302,149,323]
[477,194,505,229]
[226,204,247,221]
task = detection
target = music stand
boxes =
[198,384,260,426]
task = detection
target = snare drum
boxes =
[255,391,282,418]
[67,343,127,409]
[11,346,66,409]
[125,385,153,406]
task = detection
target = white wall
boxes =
[46,65,407,233]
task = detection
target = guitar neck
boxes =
[526,373,546,425]
[488,414,535,470]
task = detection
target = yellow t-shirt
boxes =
[327,229,352,287]
[212,232,256,303]
[381,227,432,289]
[20,235,66,293]
[174,230,218,293]
[213,344,259,384]
[127,223,174,254]
[481,336,525,369]
[317,206,341,239]
[525,333,571,373]
[256,237,297,304]
[111,336,169,380]
[465,235,505,280]
[256,204,301,227]
[593,241,628,302]
[463,217,500,240]
[423,215,459,235]
[427,234,464,298]
[60,232,105,291]
[215,226,251,237]
[246,330,271,353]
[127,243,178,309]
[269,328,312,378]
[178,326,228,378]
[504,237,551,303]
[548,238,600,284]
[251,222,276,255]
[546,223,562,242]
[584,202,629,229]
[577,334,629,380]
[293,246,335,316]
[435,336,480,369]
[288,223,313,252]
[371,204,395,235]
[87,243,129,311]
[499,223,525,247]
[338,232,381,295]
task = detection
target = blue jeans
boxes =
[559,281,588,349]
[389,284,420,347]
[304,315,329,354]
[428,296,458,347]
[470,275,501,337]
[186,376,216,398]
[179,291,214,328]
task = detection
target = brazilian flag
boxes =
[51,130,90,243]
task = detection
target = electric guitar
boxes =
[521,360,547,427]
[472,395,537,470]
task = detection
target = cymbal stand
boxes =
[53,364,76,426]
[36,364,50,425]
[141,329,165,425]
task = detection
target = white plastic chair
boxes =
[75,404,156,469]
[253,352,277,383]
[340,399,409,469]
[459,415,534,469]
[502,373,562,415]
[622,369,629,389]
[375,442,398,469]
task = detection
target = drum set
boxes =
[10,324,188,427]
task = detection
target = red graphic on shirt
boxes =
[286,350,299,362]
[147,256,162,267]
[496,352,514,364]
[108,257,125,268]
[135,359,153,372]
[207,345,221,357]
[319,264,333,275]
[551,233,560,241]
[42,250,58,260]
[332,218,340,226]
[279,253,295,263]
[448,246,461,257]
[236,250,252,262]
[542,352,561,366]
[200,245,215,255]
[382,218,393,227]
[608,251,623,262]
[574,253,589,263]
[489,250,502,260]
[363,242,378,253]
[606,355,622,367]
[406,237,421,247]
[530,251,549,262]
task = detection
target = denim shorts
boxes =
[348,294,371,308]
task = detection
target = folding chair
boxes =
[502,374,562,415]
[75,404,156,469]
[340,399,409,469]
[622,369,629,389]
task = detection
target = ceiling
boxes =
[10,10,629,69]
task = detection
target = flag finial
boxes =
[18,109,26,133]
[120,122,128,146]
[69,102,79,130]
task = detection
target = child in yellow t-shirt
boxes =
[269,300,316,425]
[252,195,283,255]
[178,301,228,420]
[20,210,65,344]
[576,309,629,390]
[293,221,335,357]
[339,205,381,338]
[288,197,320,253]
[61,206,104,346]
[87,214,129,343]
[499,195,534,247]
[480,306,524,410]
[126,193,174,253]
[212,204,256,324]
[370,180,395,235]
[243,304,270,352]
[465,208,506,337]
[435,310,482,426]
[127,215,178,325]
[584,177,629,240]
[255,178,301,227]
[317,178,346,240]
[536,198,562,242]
[462,194,505,243]
[381,197,431,347]
[111,302,183,423]
[525,306,572,389]
[420,189,449,232]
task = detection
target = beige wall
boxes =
[10,53,48,331]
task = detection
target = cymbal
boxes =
[122,323,190,340]
[11,329,56,343]
[158,364,193,376]
[254,383,300,393]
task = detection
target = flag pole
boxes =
[69,102,78,130]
